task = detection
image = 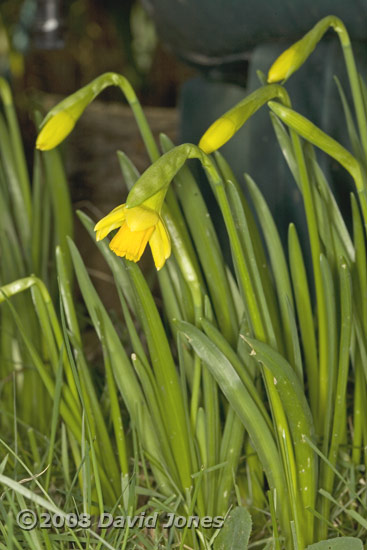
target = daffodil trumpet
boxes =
[94,190,171,270]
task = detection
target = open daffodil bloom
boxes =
[94,191,171,270]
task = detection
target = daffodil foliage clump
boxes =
[1,15,367,550]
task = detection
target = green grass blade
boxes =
[131,352,179,481]
[305,147,355,263]
[245,174,295,365]
[226,179,279,350]
[270,112,300,186]
[288,224,318,416]
[351,194,367,334]
[216,408,244,516]
[320,260,353,536]
[319,254,338,456]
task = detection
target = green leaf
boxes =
[225,179,278,350]
[267,101,362,190]
[288,224,318,415]
[243,335,316,519]
[246,175,295,364]
[306,537,363,550]
[305,147,354,263]
[270,112,299,186]
[117,150,141,190]
[319,254,338,456]
[334,76,363,162]
[351,193,367,334]
[201,317,273,433]
[214,507,252,550]
[174,318,290,533]
[0,78,31,220]
[40,144,73,279]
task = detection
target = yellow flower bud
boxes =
[199,117,236,154]
[267,45,301,83]
[198,85,290,154]
[267,16,347,84]
[36,110,76,151]
[36,85,95,150]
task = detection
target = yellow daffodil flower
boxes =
[94,191,171,270]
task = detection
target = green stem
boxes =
[103,73,160,163]
[332,19,367,163]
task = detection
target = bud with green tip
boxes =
[36,72,137,151]
[199,85,290,154]
[267,15,349,83]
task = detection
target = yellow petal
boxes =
[109,222,154,262]
[157,219,171,259]
[36,111,76,150]
[125,205,159,231]
[149,219,171,270]
[94,204,126,240]
[199,116,236,154]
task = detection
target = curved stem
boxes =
[331,19,367,164]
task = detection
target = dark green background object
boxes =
[143,0,366,69]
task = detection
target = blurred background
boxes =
[0,0,195,168]
[0,0,195,104]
